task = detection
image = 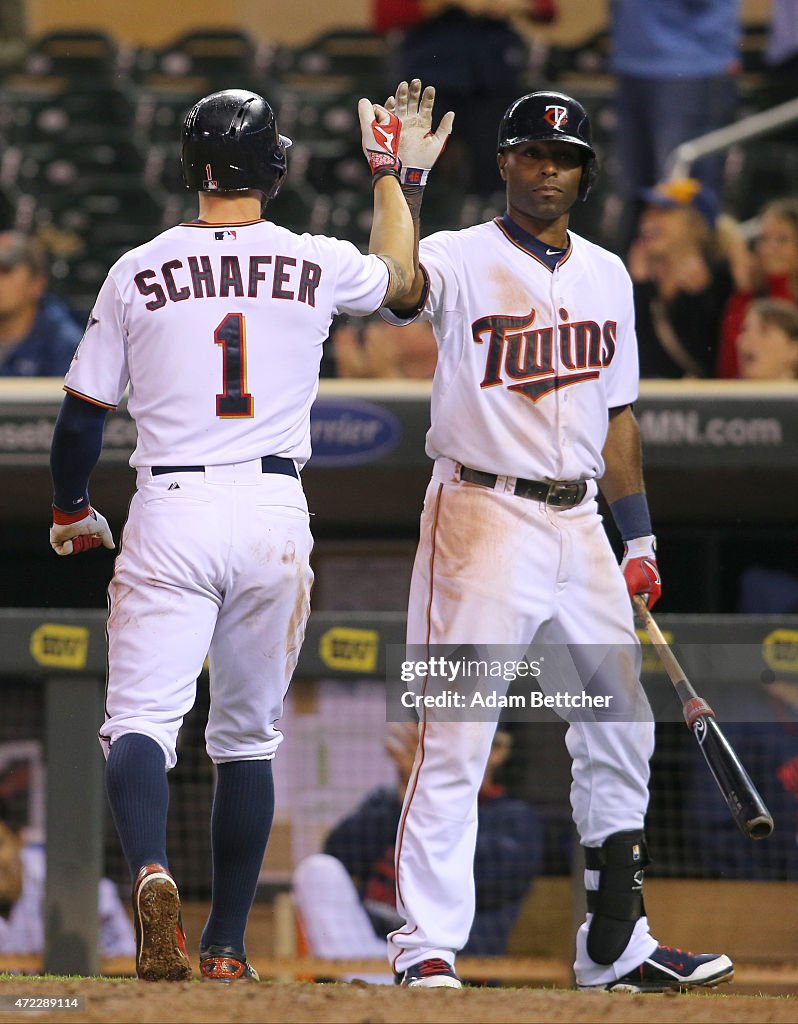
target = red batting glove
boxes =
[357,98,402,182]
[50,505,115,556]
[620,534,662,609]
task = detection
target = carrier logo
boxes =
[544,105,568,131]
[30,624,90,669]
[319,627,379,673]
[310,400,401,466]
[762,629,798,674]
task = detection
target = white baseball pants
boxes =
[100,459,313,769]
[389,458,658,985]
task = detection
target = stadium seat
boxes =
[33,178,169,251]
[0,85,136,145]
[139,28,261,91]
[20,30,120,83]
[8,135,148,202]
[268,183,320,235]
[134,86,196,145]
[290,28,389,92]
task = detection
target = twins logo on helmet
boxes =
[544,105,568,130]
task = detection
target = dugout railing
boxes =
[2,608,797,976]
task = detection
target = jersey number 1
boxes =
[215,312,253,417]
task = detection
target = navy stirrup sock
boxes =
[105,733,170,880]
[201,759,275,955]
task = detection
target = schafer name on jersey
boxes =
[133,254,322,312]
[473,307,617,402]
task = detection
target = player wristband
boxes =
[609,492,652,541]
[400,167,429,187]
[52,504,92,525]
[371,166,401,185]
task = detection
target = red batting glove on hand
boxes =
[620,534,662,609]
[358,98,402,183]
[50,505,115,556]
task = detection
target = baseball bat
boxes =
[633,595,774,841]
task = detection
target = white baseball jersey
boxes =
[384,215,638,480]
[386,216,660,985]
[65,219,389,468]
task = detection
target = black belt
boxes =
[460,466,587,508]
[152,455,298,479]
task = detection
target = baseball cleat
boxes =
[132,863,192,982]
[401,958,462,988]
[199,945,260,982]
[580,944,734,993]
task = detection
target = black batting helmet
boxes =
[497,91,598,201]
[181,89,291,202]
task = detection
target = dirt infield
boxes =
[2,977,798,1024]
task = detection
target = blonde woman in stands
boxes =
[718,198,798,377]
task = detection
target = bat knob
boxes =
[746,814,774,840]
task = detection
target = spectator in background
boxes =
[762,0,798,111]
[736,299,798,381]
[628,178,733,378]
[609,0,740,251]
[375,0,557,197]
[689,677,798,881]
[0,232,82,377]
[293,725,542,974]
[332,313,437,378]
[0,821,135,958]
[718,198,798,378]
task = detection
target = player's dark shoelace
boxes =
[401,957,463,988]
[581,943,734,993]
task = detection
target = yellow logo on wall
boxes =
[319,628,379,673]
[762,630,798,674]
[30,624,90,669]
[636,628,674,674]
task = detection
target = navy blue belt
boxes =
[152,456,297,479]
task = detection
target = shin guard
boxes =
[585,830,649,965]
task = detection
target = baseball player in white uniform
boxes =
[381,83,734,991]
[47,88,446,982]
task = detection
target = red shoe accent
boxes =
[418,958,453,976]
[201,957,247,980]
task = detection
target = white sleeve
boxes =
[380,232,460,327]
[604,266,639,409]
[329,238,391,316]
[63,274,130,408]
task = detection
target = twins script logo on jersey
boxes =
[473,307,617,402]
[544,105,568,131]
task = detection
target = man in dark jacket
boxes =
[293,726,542,966]
[0,232,82,377]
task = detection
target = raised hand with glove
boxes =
[50,504,115,556]
[384,79,455,187]
[358,98,403,183]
